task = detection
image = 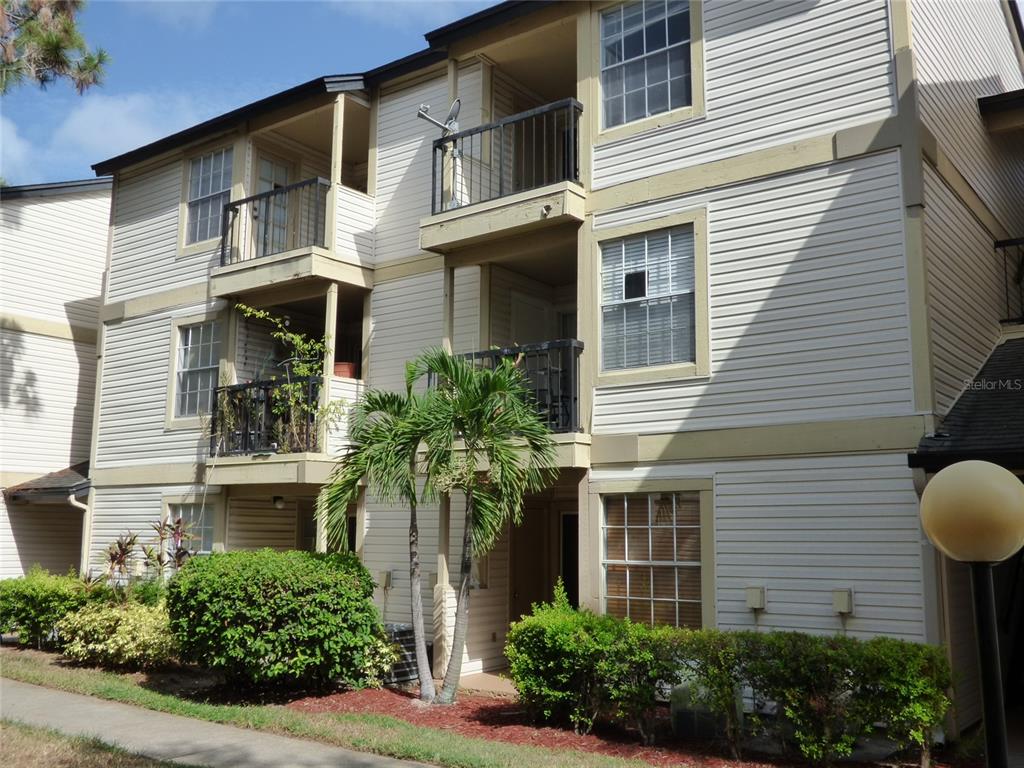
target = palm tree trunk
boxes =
[437,488,473,704]
[408,495,435,701]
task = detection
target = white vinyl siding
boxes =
[0,330,96,474]
[601,225,695,370]
[593,0,896,189]
[175,320,221,417]
[592,151,914,434]
[186,148,232,244]
[601,0,692,128]
[374,73,449,262]
[87,485,188,571]
[327,375,363,457]
[169,502,214,554]
[603,491,702,628]
[911,0,1024,235]
[592,452,926,640]
[0,497,82,579]
[922,165,1011,415]
[0,188,109,327]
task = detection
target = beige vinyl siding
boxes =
[327,376,362,458]
[922,165,1010,415]
[592,151,914,434]
[374,73,448,263]
[234,312,279,383]
[453,266,480,354]
[0,497,82,579]
[0,189,109,327]
[107,160,217,303]
[368,271,443,392]
[592,452,926,640]
[488,266,559,347]
[592,0,896,190]
[0,330,96,474]
[944,559,982,729]
[226,496,298,550]
[335,185,375,266]
[94,303,215,468]
[911,0,1024,234]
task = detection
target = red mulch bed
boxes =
[290,686,777,767]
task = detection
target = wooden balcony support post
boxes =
[316,281,339,553]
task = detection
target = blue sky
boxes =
[1,0,496,185]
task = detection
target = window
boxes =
[186,148,233,244]
[175,320,221,417]
[601,0,691,129]
[602,491,701,627]
[169,503,214,554]
[601,225,695,371]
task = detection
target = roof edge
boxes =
[424,1,548,46]
[92,74,363,176]
[1,177,112,199]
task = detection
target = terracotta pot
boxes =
[333,361,358,379]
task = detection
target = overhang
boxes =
[4,462,90,503]
[0,178,111,199]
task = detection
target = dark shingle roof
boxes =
[4,462,90,501]
[909,337,1024,471]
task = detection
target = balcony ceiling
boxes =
[477,14,577,103]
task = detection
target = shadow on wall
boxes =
[65,296,101,466]
[0,321,42,416]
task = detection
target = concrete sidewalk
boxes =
[0,678,429,768]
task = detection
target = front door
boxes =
[509,501,553,621]
[255,155,290,258]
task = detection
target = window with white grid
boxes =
[175,321,220,418]
[602,491,702,628]
[601,224,695,371]
[186,148,233,244]
[168,503,214,555]
[600,0,691,129]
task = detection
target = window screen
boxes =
[601,225,695,371]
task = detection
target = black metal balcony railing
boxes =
[997,237,1024,324]
[455,339,584,434]
[209,376,321,456]
[431,99,582,215]
[220,177,330,267]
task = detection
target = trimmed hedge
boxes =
[506,591,952,765]
[167,549,394,688]
[0,567,92,648]
[57,602,177,670]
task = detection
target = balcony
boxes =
[210,376,322,457]
[420,100,586,255]
[997,238,1024,324]
[209,177,372,300]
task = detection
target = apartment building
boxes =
[81,0,1022,731]
[0,178,112,578]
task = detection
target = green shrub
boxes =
[673,628,745,757]
[859,637,951,767]
[57,602,177,670]
[166,549,386,688]
[122,578,167,607]
[0,567,90,648]
[740,631,869,765]
[505,582,611,733]
[600,623,683,744]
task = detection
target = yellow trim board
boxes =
[101,283,213,323]
[589,414,929,465]
[0,313,97,345]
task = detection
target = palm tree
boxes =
[317,387,436,701]
[408,348,557,704]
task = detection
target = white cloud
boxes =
[0,115,33,182]
[330,0,495,34]
[125,0,219,31]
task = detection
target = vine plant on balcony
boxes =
[234,303,343,453]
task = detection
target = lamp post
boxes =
[919,460,1024,768]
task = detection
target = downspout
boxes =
[67,493,88,513]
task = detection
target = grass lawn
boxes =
[0,719,199,768]
[0,649,655,768]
